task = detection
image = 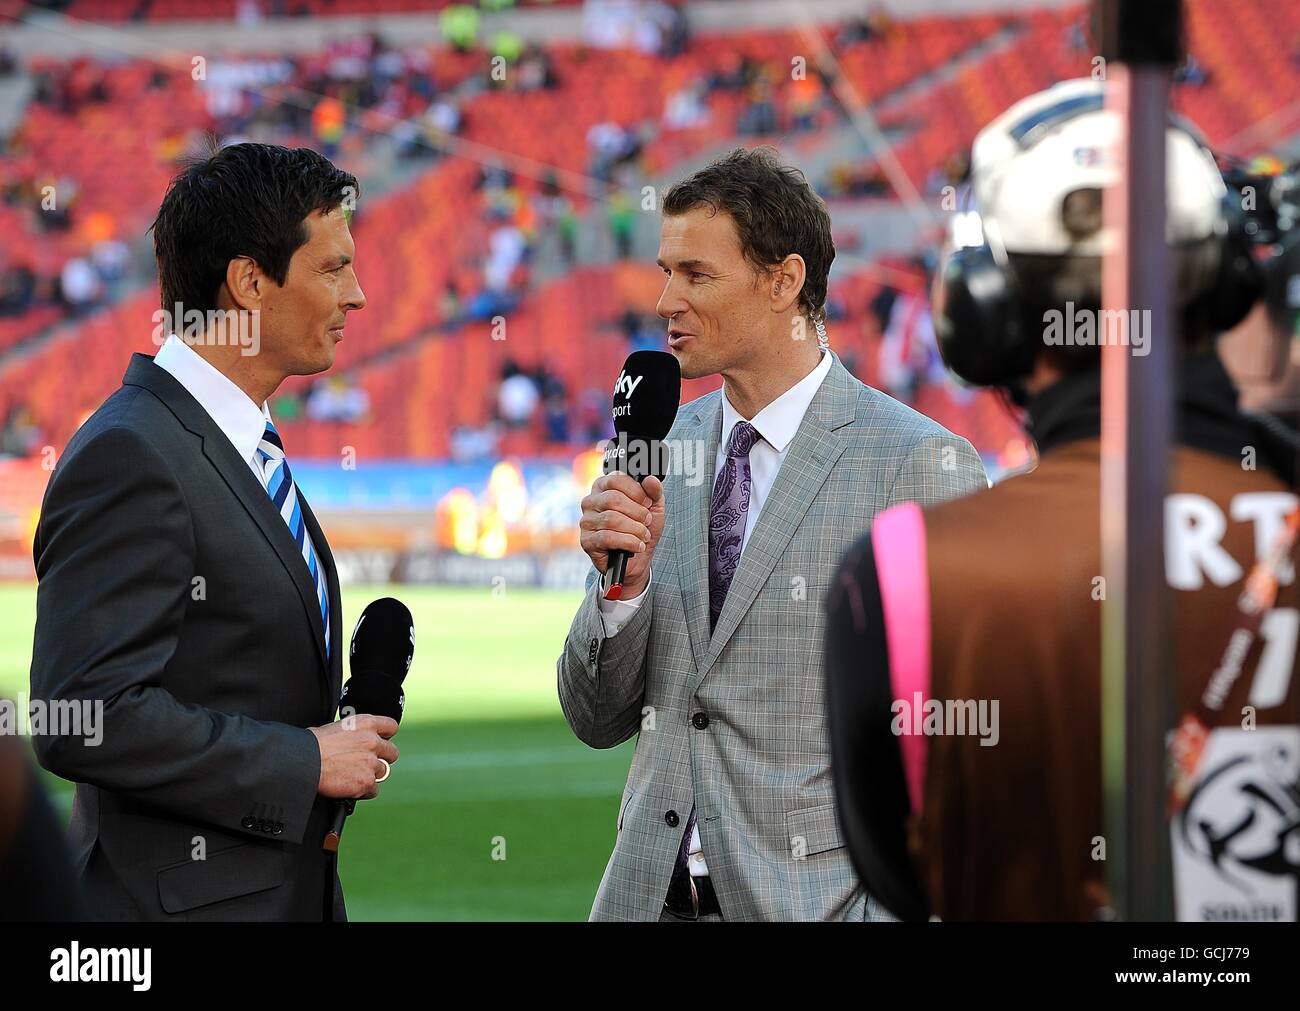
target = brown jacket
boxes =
[827,356,1299,921]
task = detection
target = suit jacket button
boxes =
[241,816,255,829]
[665,810,679,828]
[691,712,709,730]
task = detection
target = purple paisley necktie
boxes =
[676,420,761,879]
[707,420,761,632]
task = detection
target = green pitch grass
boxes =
[0,582,635,921]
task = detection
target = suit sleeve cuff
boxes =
[237,726,321,845]
[597,566,652,636]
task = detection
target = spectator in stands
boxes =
[90,238,131,299]
[537,368,570,444]
[517,46,558,92]
[877,257,967,407]
[498,360,540,429]
[306,376,371,423]
[588,121,638,183]
[57,256,101,318]
[440,279,463,328]
[1065,19,1088,53]
[924,151,971,196]
[1175,53,1211,87]
[635,1,684,57]
[607,185,636,260]
[576,385,612,444]
[485,222,527,293]
[737,70,778,136]
[621,308,661,353]
[706,52,758,94]
[660,0,691,58]
[584,0,641,49]
[789,73,825,133]
[0,262,36,317]
[312,94,347,159]
[34,177,76,233]
[236,0,264,26]
[0,406,42,458]
[663,78,710,131]
[537,174,578,266]
[450,423,500,464]
[441,4,481,54]
[370,34,405,91]
[0,45,17,78]
[271,390,304,425]
[835,16,878,49]
[489,31,527,85]
[826,162,889,199]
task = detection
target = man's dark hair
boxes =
[151,141,359,316]
[663,147,835,319]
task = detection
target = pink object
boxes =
[871,502,932,817]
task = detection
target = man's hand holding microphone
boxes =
[586,350,681,600]
[310,715,398,801]
[312,597,415,851]
[580,473,665,601]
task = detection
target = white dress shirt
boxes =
[153,334,324,561]
[597,349,833,875]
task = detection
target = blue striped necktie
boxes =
[257,420,330,660]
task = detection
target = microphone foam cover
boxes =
[349,597,415,685]
[339,671,405,724]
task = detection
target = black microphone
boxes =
[323,597,414,854]
[602,350,681,600]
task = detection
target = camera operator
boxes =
[825,79,1299,922]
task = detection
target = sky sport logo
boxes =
[49,943,151,991]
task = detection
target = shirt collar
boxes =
[153,334,272,467]
[720,350,832,454]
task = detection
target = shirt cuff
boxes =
[596,566,652,637]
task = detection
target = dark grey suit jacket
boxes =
[29,353,345,921]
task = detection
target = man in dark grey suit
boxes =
[29,143,397,921]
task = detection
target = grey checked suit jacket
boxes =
[557,353,987,921]
[29,354,345,921]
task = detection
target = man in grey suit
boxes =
[558,148,987,921]
[29,143,398,920]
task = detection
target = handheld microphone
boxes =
[602,350,681,600]
[323,597,415,854]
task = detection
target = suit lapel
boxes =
[691,354,858,687]
[674,394,722,675]
[123,354,332,682]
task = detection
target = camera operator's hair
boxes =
[151,141,359,317]
[663,147,835,320]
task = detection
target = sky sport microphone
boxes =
[323,597,415,854]
[602,350,681,601]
